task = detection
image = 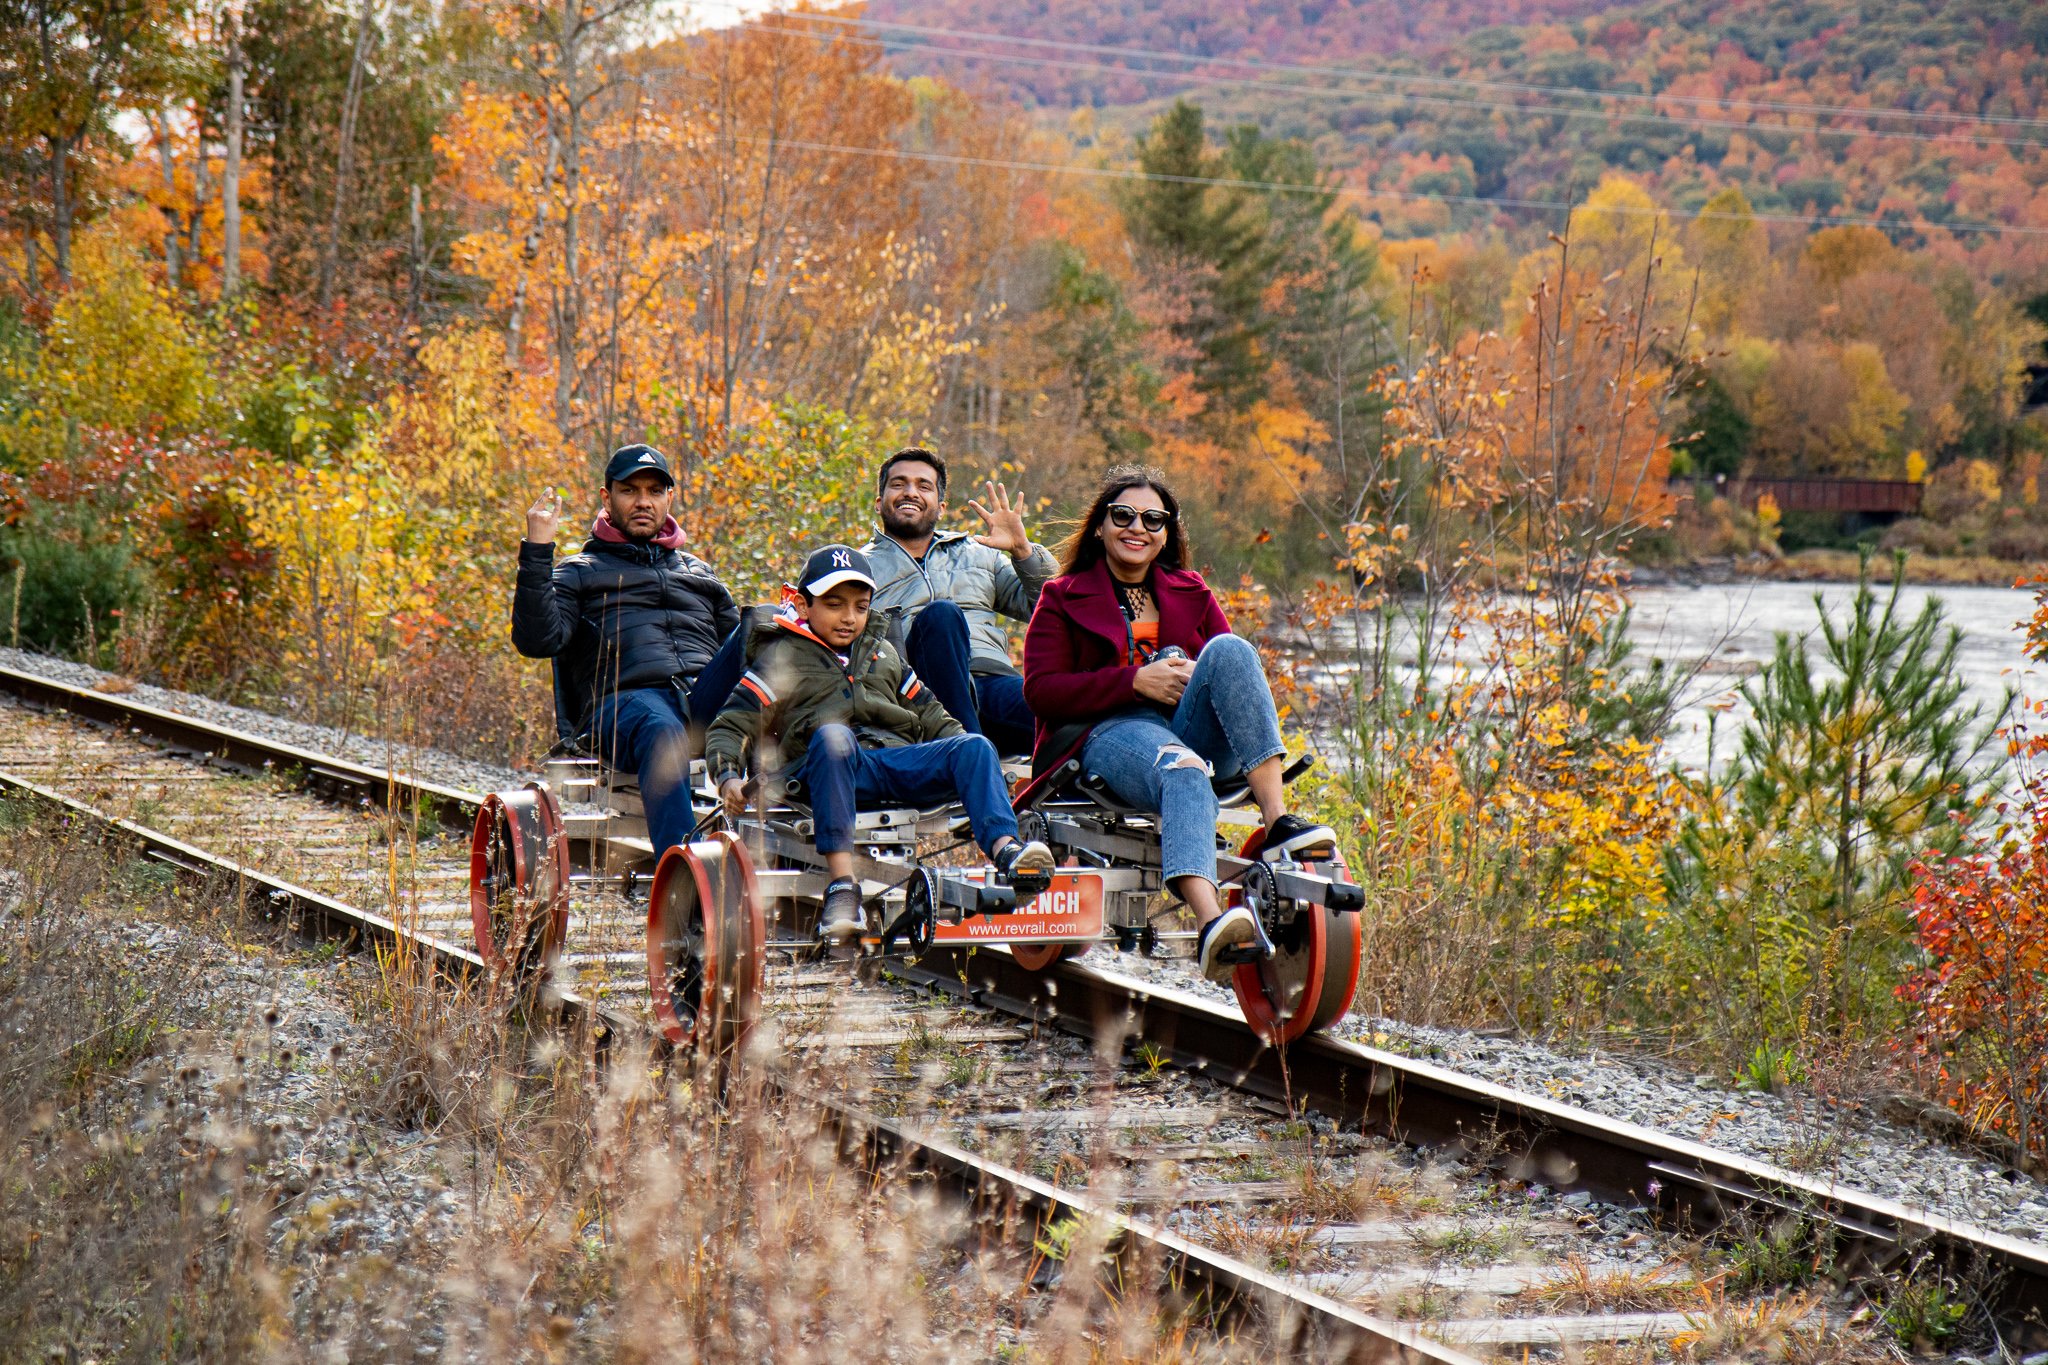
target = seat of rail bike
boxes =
[742,772,971,847]
[1022,753,1316,824]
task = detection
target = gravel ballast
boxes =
[1097,950,2048,1247]
[0,645,528,797]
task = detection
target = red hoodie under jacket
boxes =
[1021,559,1233,774]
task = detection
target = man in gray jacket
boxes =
[862,447,1054,756]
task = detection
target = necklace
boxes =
[1115,575,1153,621]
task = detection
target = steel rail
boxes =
[3,661,2045,1342]
[0,664,477,825]
[902,947,2048,1337]
[0,680,1460,1363]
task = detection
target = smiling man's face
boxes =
[878,459,943,541]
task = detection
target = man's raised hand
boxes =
[525,487,565,544]
[968,479,1032,559]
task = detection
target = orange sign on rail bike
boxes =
[933,872,1104,943]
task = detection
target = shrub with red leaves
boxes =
[1902,784,2048,1167]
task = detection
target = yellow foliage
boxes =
[234,453,434,699]
[844,237,978,426]
[1963,457,2003,507]
[379,324,566,500]
[232,324,573,702]
[1241,399,1330,505]
[1508,174,1686,327]
[1688,187,1765,337]
[1905,449,1928,484]
[1803,225,1898,288]
[1838,341,1908,459]
[1,229,211,466]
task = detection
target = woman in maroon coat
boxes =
[1023,466,1334,982]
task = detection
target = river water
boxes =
[1298,579,2040,773]
[1627,580,2040,772]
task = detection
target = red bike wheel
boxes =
[1229,836,1362,1045]
[1010,941,1090,972]
[646,833,765,1054]
[469,784,569,982]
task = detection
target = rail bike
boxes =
[470,677,1366,1055]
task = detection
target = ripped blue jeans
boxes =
[1079,634,1286,886]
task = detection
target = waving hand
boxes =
[968,479,1031,558]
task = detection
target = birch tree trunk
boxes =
[154,105,181,288]
[48,137,71,282]
[318,0,375,310]
[221,16,244,296]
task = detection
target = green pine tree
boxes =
[1125,100,1274,413]
[1724,553,2008,1027]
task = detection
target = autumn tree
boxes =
[1686,186,1765,338]
[0,0,187,286]
[1219,123,1392,492]
[1123,99,1272,414]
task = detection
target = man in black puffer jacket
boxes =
[513,444,742,857]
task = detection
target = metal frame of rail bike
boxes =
[1005,753,1365,1045]
[471,749,1367,1055]
[470,754,1031,1055]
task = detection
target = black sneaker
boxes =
[818,877,865,943]
[992,839,1056,896]
[1259,813,1337,864]
[1196,904,1263,983]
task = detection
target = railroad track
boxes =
[1,660,2043,1358]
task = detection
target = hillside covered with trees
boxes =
[862,0,2048,558]
[871,0,2048,269]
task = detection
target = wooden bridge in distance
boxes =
[1676,475,1924,518]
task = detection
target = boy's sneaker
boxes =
[992,839,1056,896]
[818,877,865,943]
[1259,813,1337,863]
[1197,904,1264,983]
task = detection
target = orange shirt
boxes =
[1126,619,1158,666]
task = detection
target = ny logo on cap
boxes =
[832,550,851,567]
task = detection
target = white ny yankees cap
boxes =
[799,544,876,596]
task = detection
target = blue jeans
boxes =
[793,725,1020,856]
[1079,634,1286,886]
[587,624,750,854]
[903,600,1035,757]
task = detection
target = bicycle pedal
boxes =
[1002,870,1053,898]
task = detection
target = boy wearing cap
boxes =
[514,444,744,859]
[704,545,1055,943]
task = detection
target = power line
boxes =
[469,31,2048,241]
[714,10,2048,153]
[712,130,2048,239]
[694,2,2048,136]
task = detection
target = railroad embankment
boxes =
[0,816,1167,1361]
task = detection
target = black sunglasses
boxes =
[1106,503,1171,533]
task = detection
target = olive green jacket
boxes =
[703,611,964,785]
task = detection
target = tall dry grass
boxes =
[0,796,1272,1362]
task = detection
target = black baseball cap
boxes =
[799,544,877,596]
[604,443,675,488]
